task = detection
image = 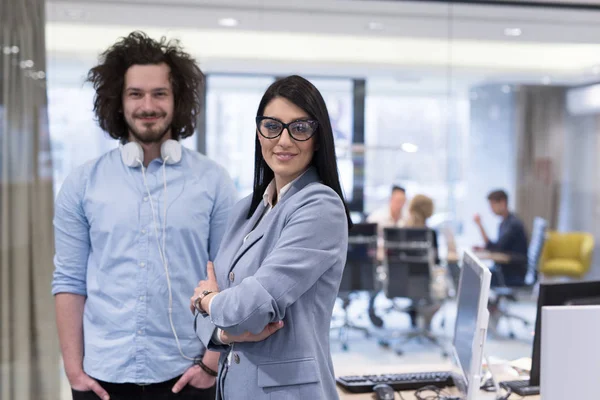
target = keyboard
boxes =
[501,379,540,396]
[336,371,454,393]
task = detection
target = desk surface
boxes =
[336,363,537,400]
[446,250,511,264]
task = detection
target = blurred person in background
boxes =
[366,185,407,328]
[474,189,528,286]
[405,194,441,323]
[367,185,406,235]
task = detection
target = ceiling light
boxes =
[218,18,239,27]
[367,22,384,31]
[401,143,418,153]
[542,76,551,85]
[504,28,522,37]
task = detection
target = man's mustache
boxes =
[135,112,166,118]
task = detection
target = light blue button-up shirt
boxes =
[52,147,236,384]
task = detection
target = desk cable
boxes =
[396,354,514,400]
[398,385,460,400]
[482,354,514,400]
[398,383,512,400]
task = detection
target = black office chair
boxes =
[489,217,547,338]
[377,228,447,357]
[331,223,378,351]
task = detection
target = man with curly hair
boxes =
[52,31,236,400]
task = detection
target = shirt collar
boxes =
[262,169,310,208]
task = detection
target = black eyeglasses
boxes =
[256,116,318,142]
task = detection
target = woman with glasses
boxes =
[191,75,351,400]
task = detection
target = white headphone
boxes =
[120,139,182,168]
[121,138,195,361]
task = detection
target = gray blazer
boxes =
[195,167,348,400]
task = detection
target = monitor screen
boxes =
[450,250,491,400]
[453,260,481,380]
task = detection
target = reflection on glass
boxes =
[364,79,469,224]
[309,78,354,201]
[206,75,275,197]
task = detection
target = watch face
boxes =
[202,290,212,296]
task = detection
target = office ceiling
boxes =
[45,0,600,86]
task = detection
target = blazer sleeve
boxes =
[194,313,231,353]
[208,185,348,336]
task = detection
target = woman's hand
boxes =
[190,261,220,315]
[220,321,285,345]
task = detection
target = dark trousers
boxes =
[71,375,216,400]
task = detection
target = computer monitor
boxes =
[450,250,492,400]
[527,281,600,387]
[540,305,600,400]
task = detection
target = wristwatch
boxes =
[194,290,214,316]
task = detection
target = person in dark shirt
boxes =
[473,189,529,286]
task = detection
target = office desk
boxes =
[446,250,510,264]
[336,363,537,400]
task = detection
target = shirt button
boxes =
[139,262,146,267]
[139,296,144,301]
[138,330,143,335]
[141,229,147,234]
[233,353,240,364]
[143,196,149,202]
[229,272,235,282]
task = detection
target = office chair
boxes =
[331,223,378,351]
[377,228,447,357]
[539,231,594,279]
[489,217,547,338]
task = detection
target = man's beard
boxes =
[127,112,172,144]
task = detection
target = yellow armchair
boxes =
[539,231,595,278]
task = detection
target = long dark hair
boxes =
[247,75,352,228]
[86,31,204,143]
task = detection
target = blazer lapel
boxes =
[227,167,321,274]
[228,201,268,273]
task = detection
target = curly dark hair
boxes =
[86,31,204,142]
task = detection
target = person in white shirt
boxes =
[366,186,410,328]
[367,185,407,236]
[367,185,407,261]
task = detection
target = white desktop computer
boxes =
[449,249,492,400]
[540,305,600,400]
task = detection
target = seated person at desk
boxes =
[367,185,406,262]
[366,185,407,327]
[367,185,406,234]
[474,189,528,286]
[405,194,439,265]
